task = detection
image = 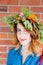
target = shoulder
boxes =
[8,47,17,56]
[8,45,22,56]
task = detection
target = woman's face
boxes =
[17,23,31,46]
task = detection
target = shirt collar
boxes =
[15,45,22,54]
[15,45,36,57]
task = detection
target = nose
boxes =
[20,31,24,37]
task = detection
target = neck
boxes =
[21,43,33,57]
[22,44,29,50]
[21,43,33,56]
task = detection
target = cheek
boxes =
[17,32,21,35]
[26,33,31,38]
[26,34,31,41]
[17,32,20,40]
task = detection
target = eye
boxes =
[17,29,21,32]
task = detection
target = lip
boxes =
[20,39,26,41]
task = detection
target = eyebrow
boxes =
[17,28,20,29]
[17,28,26,31]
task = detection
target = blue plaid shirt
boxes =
[7,45,43,65]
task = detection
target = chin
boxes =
[21,42,28,46]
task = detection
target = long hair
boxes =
[14,20,42,56]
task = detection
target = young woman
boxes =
[2,8,43,65]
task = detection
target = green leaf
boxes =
[23,20,32,30]
[22,17,26,22]
[2,16,9,24]
[2,15,15,25]
[23,20,27,27]
[15,13,19,18]
[2,15,15,37]
[21,7,32,17]
[28,22,32,31]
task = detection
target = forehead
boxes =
[17,23,25,30]
[17,23,31,33]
